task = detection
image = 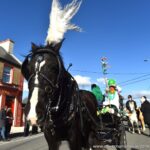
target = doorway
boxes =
[5,95,15,114]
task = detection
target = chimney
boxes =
[0,39,14,54]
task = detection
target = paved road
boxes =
[0,128,150,150]
[0,133,70,150]
[125,127,150,150]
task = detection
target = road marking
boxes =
[0,133,44,146]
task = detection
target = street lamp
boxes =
[101,57,108,87]
[67,63,73,71]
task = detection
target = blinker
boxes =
[36,55,44,63]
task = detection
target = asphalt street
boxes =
[0,128,150,150]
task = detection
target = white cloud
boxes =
[74,75,91,86]
[97,77,106,85]
[132,90,150,98]
[124,90,150,99]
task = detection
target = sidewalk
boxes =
[10,126,24,134]
[10,126,41,138]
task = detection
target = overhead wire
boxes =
[120,77,150,86]
[72,69,150,75]
[71,69,150,86]
[118,73,150,85]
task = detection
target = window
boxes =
[2,66,12,83]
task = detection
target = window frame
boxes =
[2,64,13,84]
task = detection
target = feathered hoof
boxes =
[132,131,135,134]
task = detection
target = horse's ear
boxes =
[21,56,30,80]
[31,42,38,50]
[52,39,65,52]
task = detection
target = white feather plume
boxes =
[45,0,82,45]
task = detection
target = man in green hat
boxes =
[103,79,120,112]
[91,84,104,109]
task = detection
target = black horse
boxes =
[21,42,98,150]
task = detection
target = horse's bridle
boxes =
[27,49,62,90]
[26,48,64,117]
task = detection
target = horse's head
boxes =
[21,42,64,125]
[129,101,136,112]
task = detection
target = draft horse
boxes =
[21,0,99,149]
[21,43,98,150]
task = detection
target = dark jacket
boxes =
[141,100,150,125]
[126,100,137,113]
[0,109,6,128]
[91,85,103,102]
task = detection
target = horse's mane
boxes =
[45,0,82,45]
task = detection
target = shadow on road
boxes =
[10,132,24,139]
[141,132,150,137]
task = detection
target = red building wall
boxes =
[0,63,24,127]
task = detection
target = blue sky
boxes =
[0,0,150,105]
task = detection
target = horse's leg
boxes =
[141,119,146,131]
[148,125,150,136]
[134,113,141,134]
[68,122,82,150]
[139,114,146,131]
[68,132,82,150]
[135,120,141,134]
[130,120,134,133]
[44,130,59,150]
[88,131,95,150]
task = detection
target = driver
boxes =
[103,79,120,113]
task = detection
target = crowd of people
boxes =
[0,106,39,142]
[0,106,13,141]
[91,79,150,133]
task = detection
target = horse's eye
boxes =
[45,86,52,94]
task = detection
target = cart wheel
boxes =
[116,125,127,150]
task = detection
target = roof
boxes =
[0,46,21,68]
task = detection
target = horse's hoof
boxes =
[132,131,135,134]
[143,128,146,131]
[138,131,141,134]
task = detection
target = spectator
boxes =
[126,95,137,113]
[140,96,150,130]
[91,84,103,109]
[0,107,6,141]
[5,108,13,139]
